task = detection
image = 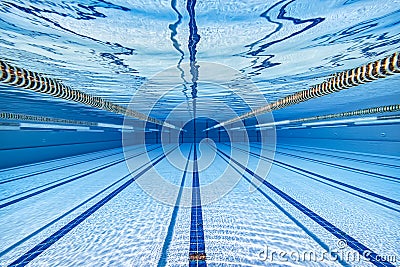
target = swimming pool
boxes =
[0,0,399,266]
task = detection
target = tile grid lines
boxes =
[0,145,162,209]
[188,144,207,267]
[157,144,193,267]
[229,144,400,206]
[0,144,151,185]
[6,146,177,267]
[215,146,396,267]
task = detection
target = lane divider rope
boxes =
[290,104,400,124]
[211,52,400,129]
[0,60,180,130]
[0,112,98,126]
[235,104,400,130]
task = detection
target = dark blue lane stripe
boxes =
[0,145,161,203]
[0,145,161,209]
[189,145,207,266]
[214,146,351,267]
[0,153,154,258]
[169,0,184,57]
[275,149,400,182]
[158,144,192,267]
[215,146,396,267]
[0,145,148,185]
[229,144,400,207]
[187,0,200,63]
[0,138,121,151]
[275,137,400,143]
[186,0,200,100]
[278,143,400,167]
[231,144,400,213]
[0,145,133,172]
[7,146,177,267]
[277,144,400,169]
[250,143,400,181]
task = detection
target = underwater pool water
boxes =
[0,0,399,266]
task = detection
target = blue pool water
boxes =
[0,0,399,266]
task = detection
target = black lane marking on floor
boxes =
[0,144,142,172]
[0,145,161,204]
[7,146,177,267]
[0,145,162,209]
[0,139,122,151]
[229,144,400,213]
[277,144,400,169]
[213,146,350,267]
[0,145,148,184]
[275,137,400,143]
[277,143,400,167]
[249,143,399,182]
[189,145,207,266]
[157,144,193,267]
[216,146,396,267]
[0,151,155,258]
[229,144,400,207]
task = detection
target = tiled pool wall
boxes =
[1,120,398,169]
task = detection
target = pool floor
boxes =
[0,143,399,266]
